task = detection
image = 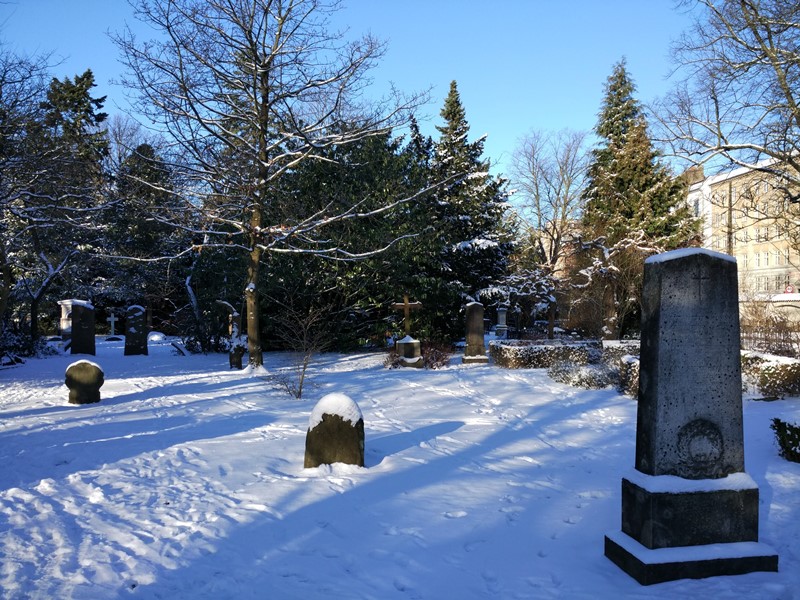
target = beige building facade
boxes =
[688,162,800,324]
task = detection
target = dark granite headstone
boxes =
[463,302,488,363]
[58,299,96,355]
[304,393,365,468]
[65,360,104,404]
[124,305,148,356]
[604,249,778,584]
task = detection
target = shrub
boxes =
[770,418,800,463]
[547,361,618,389]
[757,362,800,398]
[618,355,640,397]
[601,341,640,367]
[422,341,453,370]
[489,339,601,369]
[384,349,402,369]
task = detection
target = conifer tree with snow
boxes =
[408,81,511,337]
[576,59,698,339]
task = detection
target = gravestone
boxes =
[106,312,119,336]
[391,294,422,336]
[463,302,488,364]
[58,299,96,355]
[124,305,148,356]
[395,335,423,368]
[392,295,423,368]
[304,393,365,468]
[65,360,104,404]
[496,306,508,338]
[604,249,778,585]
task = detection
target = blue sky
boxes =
[0,1,695,177]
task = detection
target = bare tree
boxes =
[511,129,589,274]
[114,0,431,367]
[505,129,589,336]
[659,0,800,198]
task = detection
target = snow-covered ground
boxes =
[1,338,798,599]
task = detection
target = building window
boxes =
[774,250,781,266]
[764,251,770,267]
[775,275,784,291]
[755,253,761,268]
[743,254,749,269]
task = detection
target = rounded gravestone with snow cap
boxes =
[65,360,104,404]
[304,393,365,468]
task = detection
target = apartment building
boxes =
[687,163,800,305]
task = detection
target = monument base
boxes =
[605,530,778,585]
[396,336,423,368]
[462,354,489,364]
[399,356,424,368]
[621,473,760,548]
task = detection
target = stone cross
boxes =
[106,313,118,336]
[392,294,422,335]
[604,249,778,585]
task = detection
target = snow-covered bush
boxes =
[758,362,800,398]
[489,339,601,369]
[422,341,453,369]
[618,355,639,397]
[547,361,618,389]
[771,418,800,463]
[601,341,640,366]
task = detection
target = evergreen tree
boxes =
[578,60,698,338]
[407,81,512,338]
[11,69,109,345]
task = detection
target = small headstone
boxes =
[58,299,96,355]
[304,393,365,468]
[496,306,508,338]
[229,345,245,369]
[463,302,488,364]
[604,249,778,585]
[65,360,104,404]
[395,335,423,368]
[124,305,148,356]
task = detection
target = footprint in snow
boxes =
[444,510,468,519]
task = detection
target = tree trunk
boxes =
[602,283,618,340]
[245,244,263,368]
[29,294,40,349]
[547,302,556,340]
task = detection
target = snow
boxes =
[66,359,104,374]
[309,393,363,430]
[605,530,777,565]
[624,469,757,493]
[59,298,95,309]
[397,335,417,343]
[645,247,737,264]
[0,337,798,599]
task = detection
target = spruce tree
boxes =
[424,81,512,333]
[578,60,698,338]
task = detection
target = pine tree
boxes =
[422,81,512,335]
[578,60,698,338]
[12,69,109,346]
